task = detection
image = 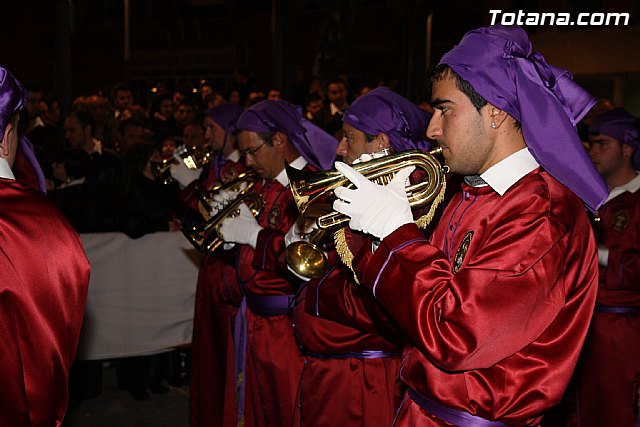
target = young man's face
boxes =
[115,90,133,111]
[427,74,494,175]
[327,83,346,106]
[588,133,628,181]
[64,115,89,148]
[337,123,377,165]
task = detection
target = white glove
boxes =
[598,245,609,267]
[333,161,414,240]
[220,203,264,249]
[209,182,248,216]
[284,218,318,246]
[170,160,201,188]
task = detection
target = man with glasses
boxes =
[217,100,338,427]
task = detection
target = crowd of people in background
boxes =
[7,31,639,426]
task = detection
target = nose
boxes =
[336,138,347,157]
[245,154,255,168]
[426,114,442,140]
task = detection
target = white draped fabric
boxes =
[75,232,201,360]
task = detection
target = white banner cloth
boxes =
[75,232,201,360]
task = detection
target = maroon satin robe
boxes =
[356,168,598,426]
[573,190,640,427]
[0,178,90,427]
[223,177,304,427]
[188,159,248,427]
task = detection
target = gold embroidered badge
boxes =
[268,205,281,228]
[453,231,473,274]
[612,210,629,232]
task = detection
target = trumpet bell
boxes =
[176,145,213,170]
[285,240,328,279]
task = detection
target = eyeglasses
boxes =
[241,142,266,156]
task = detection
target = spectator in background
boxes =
[111,83,135,120]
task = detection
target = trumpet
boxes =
[150,144,214,184]
[286,147,446,230]
[284,147,446,279]
[182,181,263,254]
[285,216,332,279]
[196,170,257,220]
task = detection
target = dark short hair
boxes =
[428,65,487,112]
[428,65,521,130]
[257,132,275,146]
[67,109,96,135]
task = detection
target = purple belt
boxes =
[245,294,294,317]
[408,388,510,427]
[304,350,401,359]
[595,304,640,314]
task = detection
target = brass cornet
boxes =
[196,170,257,220]
[284,147,446,279]
[286,147,446,230]
[182,181,263,255]
[151,144,214,184]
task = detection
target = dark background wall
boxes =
[2,0,640,113]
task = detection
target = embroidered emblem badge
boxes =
[453,231,473,274]
[612,210,629,232]
[268,205,281,228]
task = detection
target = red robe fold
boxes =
[225,177,304,427]
[572,189,640,427]
[188,159,248,427]
[357,168,598,426]
[0,178,90,427]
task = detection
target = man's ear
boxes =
[622,143,634,159]
[376,133,391,151]
[272,131,286,147]
[0,122,14,158]
[488,105,508,129]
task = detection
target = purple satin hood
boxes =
[439,25,607,212]
[236,100,338,170]
[343,86,432,152]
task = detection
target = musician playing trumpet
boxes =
[331,26,607,427]
[215,100,338,427]
[184,103,249,427]
[291,87,450,427]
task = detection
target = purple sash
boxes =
[408,388,510,427]
[245,294,294,317]
[304,350,400,359]
[233,297,248,427]
[595,304,640,314]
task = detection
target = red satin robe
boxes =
[356,168,599,426]
[573,189,640,427]
[227,178,304,427]
[0,178,90,427]
[188,158,248,427]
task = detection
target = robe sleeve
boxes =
[360,211,581,372]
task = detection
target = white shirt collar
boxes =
[226,149,241,163]
[479,148,540,196]
[605,172,640,203]
[0,157,15,180]
[330,102,347,116]
[275,156,307,187]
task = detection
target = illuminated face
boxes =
[159,99,174,118]
[427,74,493,175]
[238,131,282,179]
[268,89,282,100]
[589,133,628,182]
[204,116,226,151]
[337,123,377,165]
[306,99,323,116]
[122,124,145,151]
[64,115,89,148]
[327,82,347,106]
[114,89,133,111]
